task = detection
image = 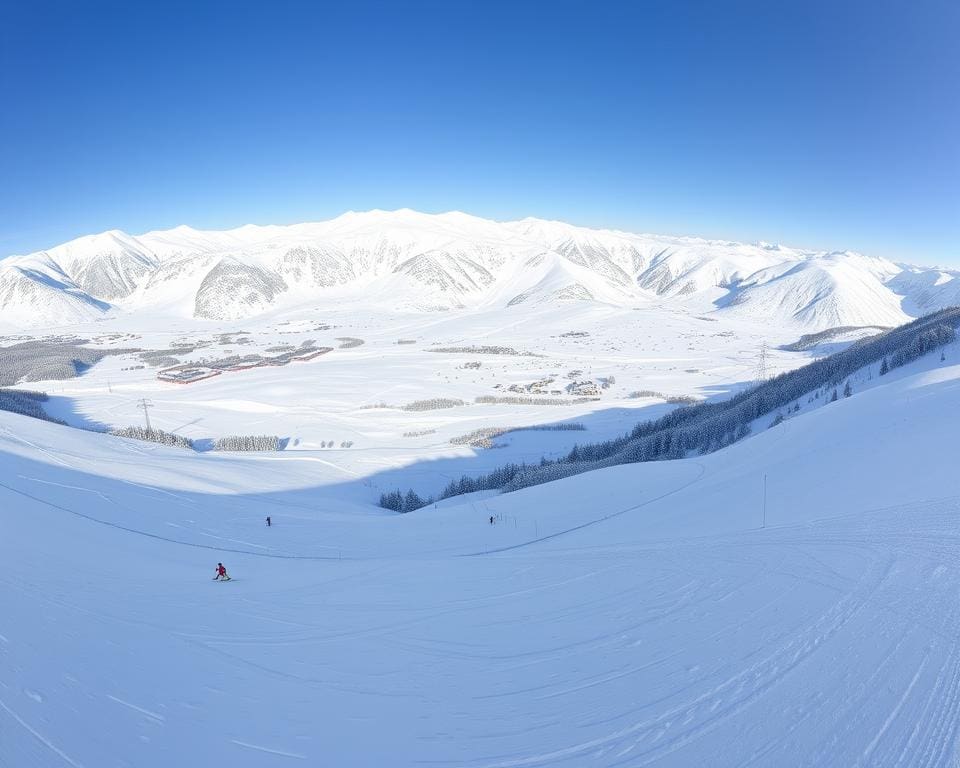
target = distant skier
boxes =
[489,515,494,525]
[213,562,231,581]
[266,516,271,527]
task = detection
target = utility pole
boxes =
[138,398,154,431]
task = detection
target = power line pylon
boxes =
[138,398,154,431]
[757,344,768,383]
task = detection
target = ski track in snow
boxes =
[461,462,706,556]
[106,694,166,724]
[230,740,307,760]
[0,477,347,561]
[5,476,959,766]
[0,697,85,768]
[3,357,960,766]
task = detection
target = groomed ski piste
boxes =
[3,352,960,766]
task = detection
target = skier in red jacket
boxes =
[214,562,230,581]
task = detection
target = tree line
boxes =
[0,341,115,386]
[0,388,65,424]
[111,426,194,450]
[214,435,281,451]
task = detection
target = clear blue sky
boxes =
[1,0,957,264]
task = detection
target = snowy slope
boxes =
[889,267,960,317]
[2,349,959,765]
[0,255,111,328]
[488,250,637,307]
[724,252,909,328]
[0,209,955,329]
[44,230,158,301]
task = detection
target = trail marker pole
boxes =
[762,473,767,529]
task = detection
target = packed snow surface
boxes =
[2,354,959,765]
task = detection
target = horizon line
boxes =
[3,206,950,271]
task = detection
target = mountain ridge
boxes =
[0,209,955,330]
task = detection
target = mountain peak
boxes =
[0,210,956,331]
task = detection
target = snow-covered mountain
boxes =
[0,209,955,329]
[0,253,112,327]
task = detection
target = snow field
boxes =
[27,299,792,483]
[2,357,960,765]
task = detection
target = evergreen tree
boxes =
[380,490,404,511]
[843,381,852,398]
[403,490,423,513]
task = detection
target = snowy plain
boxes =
[10,296,819,506]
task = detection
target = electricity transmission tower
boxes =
[138,398,154,431]
[756,344,768,383]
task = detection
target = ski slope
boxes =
[2,361,959,766]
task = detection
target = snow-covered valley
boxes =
[2,210,959,765]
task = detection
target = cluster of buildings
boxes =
[157,366,222,384]
[492,376,602,398]
[157,345,332,385]
[565,380,601,397]
[503,377,557,396]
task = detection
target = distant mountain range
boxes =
[1,209,956,329]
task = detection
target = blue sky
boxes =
[1,0,957,264]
